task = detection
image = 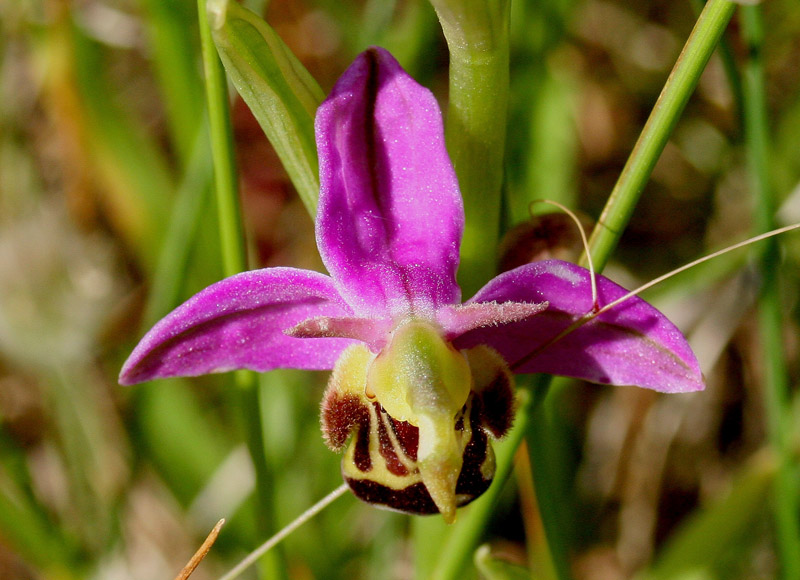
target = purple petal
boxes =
[119,268,356,385]
[454,260,704,393]
[315,47,463,319]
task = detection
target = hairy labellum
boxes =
[321,342,515,521]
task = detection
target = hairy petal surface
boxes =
[436,301,548,339]
[286,315,394,351]
[455,260,704,393]
[119,268,356,385]
[315,47,464,319]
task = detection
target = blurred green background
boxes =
[1,0,799,578]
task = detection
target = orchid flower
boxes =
[120,47,703,523]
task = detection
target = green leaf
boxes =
[208,0,324,216]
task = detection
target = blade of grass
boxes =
[198,2,286,577]
[141,0,205,167]
[740,6,800,578]
[524,3,738,579]
[198,0,245,276]
[584,0,737,270]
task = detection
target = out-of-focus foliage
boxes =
[0,0,799,579]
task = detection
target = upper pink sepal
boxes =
[315,47,464,319]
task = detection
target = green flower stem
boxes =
[428,0,511,297]
[585,0,736,270]
[198,3,284,577]
[198,0,245,277]
[740,6,800,579]
[449,46,509,298]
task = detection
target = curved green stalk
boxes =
[584,0,737,270]
[740,6,800,578]
[528,2,738,579]
[198,0,245,277]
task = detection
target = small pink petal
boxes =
[120,268,355,385]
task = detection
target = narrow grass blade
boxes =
[141,0,205,167]
[741,5,800,578]
[585,0,737,270]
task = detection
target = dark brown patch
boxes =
[346,479,439,515]
[375,404,409,476]
[476,372,516,439]
[387,414,419,462]
[352,416,373,472]
[320,391,370,450]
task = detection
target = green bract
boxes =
[208,0,324,215]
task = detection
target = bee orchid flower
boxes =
[120,47,703,523]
